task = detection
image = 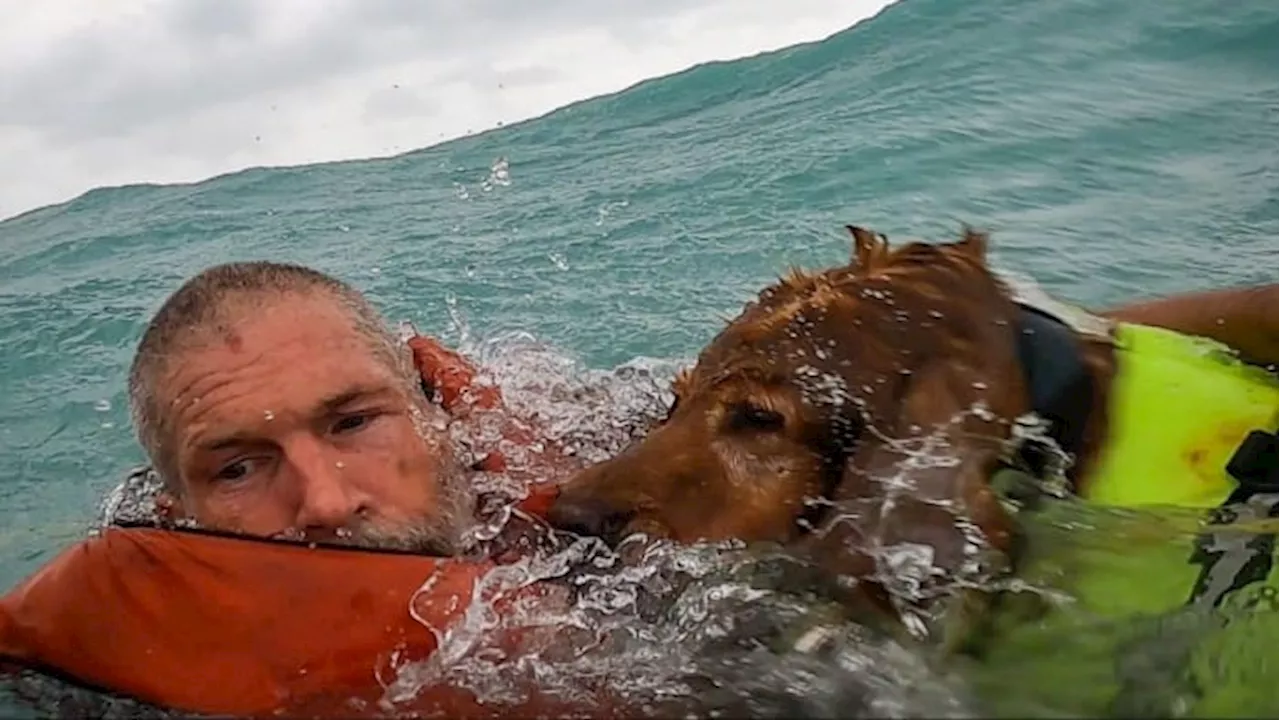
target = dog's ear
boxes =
[846,225,890,271]
[955,225,989,263]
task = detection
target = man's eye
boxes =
[332,413,374,434]
[214,459,256,483]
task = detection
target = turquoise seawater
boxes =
[0,0,1276,712]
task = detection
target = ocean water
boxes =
[0,0,1276,714]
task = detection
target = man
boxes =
[123,260,577,555]
[0,261,596,719]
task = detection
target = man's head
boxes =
[127,262,473,553]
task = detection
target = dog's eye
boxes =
[727,402,786,433]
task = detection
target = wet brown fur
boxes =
[548,225,1116,628]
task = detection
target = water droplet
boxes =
[263,410,275,421]
[971,381,988,390]
[94,399,111,412]
[335,461,346,470]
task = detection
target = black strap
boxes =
[1184,429,1279,610]
[1223,429,1278,505]
[1010,305,1097,479]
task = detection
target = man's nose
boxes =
[289,441,364,537]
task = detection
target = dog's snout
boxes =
[547,495,634,543]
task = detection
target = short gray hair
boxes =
[127,261,415,486]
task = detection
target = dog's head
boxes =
[549,227,1033,581]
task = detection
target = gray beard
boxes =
[337,519,467,556]
[342,461,479,556]
[262,463,479,557]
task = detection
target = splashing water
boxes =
[454,330,682,467]
[96,467,156,530]
[382,534,978,718]
[481,157,512,193]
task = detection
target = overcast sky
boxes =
[0,0,893,221]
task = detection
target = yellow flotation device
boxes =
[1083,322,1277,509]
[976,320,1277,719]
[1009,318,1278,618]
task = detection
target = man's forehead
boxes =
[162,295,398,408]
[210,292,365,344]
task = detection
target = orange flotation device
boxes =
[0,335,583,717]
[2,528,511,716]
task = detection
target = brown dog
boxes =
[547,227,1121,617]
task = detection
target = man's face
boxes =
[156,293,469,552]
